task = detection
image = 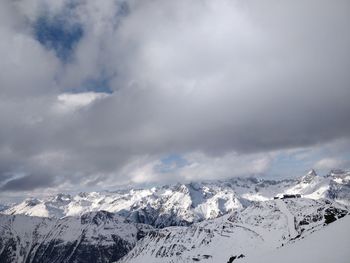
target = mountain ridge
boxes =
[2,169,350,226]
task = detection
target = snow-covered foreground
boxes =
[120,198,348,263]
[242,215,350,263]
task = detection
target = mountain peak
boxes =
[307,169,317,176]
[24,198,41,207]
[81,210,116,225]
[299,169,318,184]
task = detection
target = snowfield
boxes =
[241,215,350,263]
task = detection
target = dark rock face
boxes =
[324,207,348,225]
[0,238,17,263]
[123,206,192,229]
[0,212,149,263]
[227,254,245,263]
[296,204,348,229]
[24,236,133,263]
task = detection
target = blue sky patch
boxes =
[34,14,83,62]
[83,78,113,94]
[70,76,114,94]
[155,154,189,173]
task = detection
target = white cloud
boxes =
[54,92,109,113]
[314,158,345,171]
[177,152,272,181]
[117,152,272,185]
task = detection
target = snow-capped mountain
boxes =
[3,170,350,226]
[0,211,152,263]
[0,169,350,263]
[0,203,9,212]
[2,183,243,227]
[119,198,348,263]
[1,198,347,263]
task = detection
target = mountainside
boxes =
[1,199,348,263]
[240,214,350,263]
[119,198,348,263]
[0,211,151,263]
[0,169,350,263]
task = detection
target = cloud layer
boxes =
[0,0,350,195]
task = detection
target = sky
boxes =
[0,0,350,200]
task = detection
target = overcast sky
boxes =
[0,0,350,200]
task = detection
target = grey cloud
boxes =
[0,173,12,184]
[0,0,350,193]
[0,173,55,191]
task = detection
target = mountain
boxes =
[3,170,350,226]
[0,211,151,263]
[0,169,350,263]
[0,204,9,212]
[2,184,243,228]
[119,198,348,263]
[1,199,347,263]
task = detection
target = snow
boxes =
[1,174,349,263]
[241,192,270,202]
[275,199,298,238]
[120,198,348,263]
[241,215,350,263]
[2,182,244,226]
[283,175,330,199]
[0,210,150,262]
[3,170,350,228]
[119,214,266,263]
[303,184,330,199]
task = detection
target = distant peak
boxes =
[81,210,115,225]
[24,198,41,206]
[175,183,189,194]
[54,193,72,202]
[307,169,317,176]
[329,169,346,175]
[299,169,318,184]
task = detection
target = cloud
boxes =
[106,0,350,153]
[0,0,350,195]
[314,158,350,171]
[174,152,272,182]
[0,173,55,191]
[54,92,109,113]
[111,152,272,185]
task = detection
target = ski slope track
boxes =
[275,199,299,238]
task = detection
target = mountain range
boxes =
[0,169,349,262]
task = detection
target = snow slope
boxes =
[241,215,350,263]
[275,199,299,238]
[119,199,348,263]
